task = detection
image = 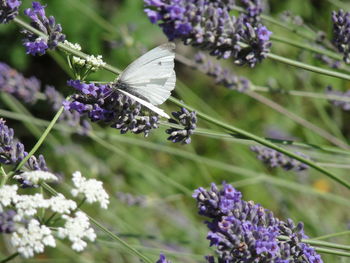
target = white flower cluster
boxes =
[85,54,106,70]
[64,40,82,51]
[0,171,108,258]
[14,170,57,185]
[71,171,110,209]
[11,219,56,258]
[58,211,96,251]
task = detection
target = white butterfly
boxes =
[114,43,176,119]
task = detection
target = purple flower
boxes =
[144,0,272,67]
[326,85,350,111]
[145,8,160,23]
[257,25,272,41]
[194,52,251,92]
[156,254,171,263]
[0,0,21,24]
[166,107,196,144]
[193,183,323,263]
[22,1,65,55]
[66,80,160,136]
[0,62,40,103]
[0,209,16,233]
[250,145,309,172]
[332,9,350,63]
[23,37,48,56]
[0,118,48,173]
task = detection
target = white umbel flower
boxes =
[0,185,18,211]
[48,194,77,214]
[86,54,106,70]
[64,40,82,51]
[57,211,96,252]
[71,171,109,209]
[11,219,56,258]
[14,193,49,220]
[14,171,57,184]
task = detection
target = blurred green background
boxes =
[0,0,350,262]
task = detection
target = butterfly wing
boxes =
[118,43,176,106]
[118,89,170,119]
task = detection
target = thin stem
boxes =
[312,231,350,241]
[0,167,9,187]
[0,253,19,263]
[265,52,350,80]
[315,247,350,257]
[168,97,350,190]
[41,183,153,263]
[10,106,64,175]
[246,90,350,150]
[270,35,343,61]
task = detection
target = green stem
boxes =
[10,106,64,176]
[315,247,350,257]
[266,52,350,80]
[270,35,342,61]
[312,231,350,241]
[0,167,9,187]
[0,253,19,263]
[168,97,350,190]
[41,183,152,263]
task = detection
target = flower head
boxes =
[144,0,272,67]
[166,107,197,144]
[22,1,65,56]
[14,170,57,185]
[332,9,350,63]
[71,171,110,209]
[194,52,251,92]
[11,219,56,258]
[57,211,96,252]
[0,62,40,103]
[0,0,22,24]
[326,86,350,111]
[66,80,160,136]
[156,254,171,263]
[0,209,17,233]
[193,183,323,263]
[250,145,309,172]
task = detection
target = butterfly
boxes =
[114,43,176,119]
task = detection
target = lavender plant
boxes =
[1,0,350,262]
[144,0,272,67]
[193,182,323,263]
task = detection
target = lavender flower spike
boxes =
[0,0,21,24]
[193,182,323,263]
[326,85,350,111]
[144,0,272,67]
[166,107,197,144]
[66,80,159,136]
[22,1,65,55]
[332,9,350,63]
[0,62,41,104]
[250,145,309,172]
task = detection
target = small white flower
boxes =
[14,194,49,220]
[72,56,86,66]
[11,219,56,258]
[0,185,18,211]
[14,171,57,184]
[86,54,106,70]
[48,194,77,214]
[57,211,96,252]
[64,40,82,51]
[71,171,109,209]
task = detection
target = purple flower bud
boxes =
[0,0,22,24]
